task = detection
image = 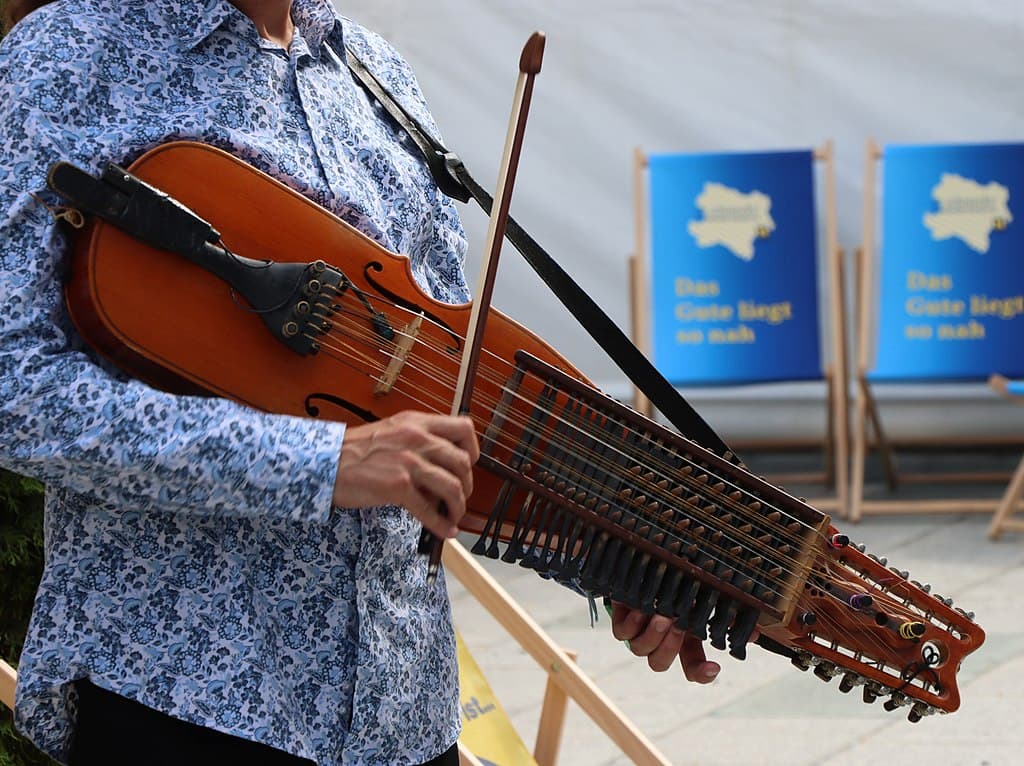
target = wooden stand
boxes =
[454,648,583,766]
[532,648,579,766]
[443,541,671,766]
[986,375,1024,539]
[850,140,1023,521]
[630,144,850,514]
[1,659,15,712]
[457,743,486,766]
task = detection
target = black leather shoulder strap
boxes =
[343,47,738,461]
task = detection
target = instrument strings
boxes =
[309,290,836,585]
[313,287,816,550]
[306,287,937,671]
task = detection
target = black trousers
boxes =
[69,679,459,766]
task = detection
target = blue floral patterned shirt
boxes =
[0,1,470,763]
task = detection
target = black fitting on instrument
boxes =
[47,161,351,357]
[757,635,799,661]
[48,161,222,260]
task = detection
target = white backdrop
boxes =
[335,1,1024,436]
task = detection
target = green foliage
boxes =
[0,470,44,658]
[0,716,55,766]
[0,469,55,765]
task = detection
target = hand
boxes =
[610,601,721,683]
[331,411,480,539]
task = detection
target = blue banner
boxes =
[647,150,822,385]
[871,143,1024,381]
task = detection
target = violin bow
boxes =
[420,31,547,583]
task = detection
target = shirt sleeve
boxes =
[0,26,347,524]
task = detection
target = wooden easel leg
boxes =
[824,368,836,489]
[1,658,16,712]
[861,377,899,491]
[989,454,1024,540]
[458,742,486,766]
[850,375,869,522]
[442,541,671,766]
[830,246,851,521]
[533,649,578,766]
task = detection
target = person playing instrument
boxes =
[0,1,724,764]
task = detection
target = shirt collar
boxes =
[154,0,233,51]
[292,0,342,56]
[160,0,343,54]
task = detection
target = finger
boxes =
[378,416,476,497]
[679,633,720,684]
[610,602,647,642]
[421,437,475,498]
[410,497,461,540]
[418,413,480,464]
[645,626,686,672]
[408,458,468,527]
[396,462,463,539]
[624,614,676,658]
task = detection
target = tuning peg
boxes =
[883,691,909,711]
[813,661,840,682]
[907,702,936,723]
[888,566,909,579]
[855,542,866,552]
[838,672,863,693]
[955,607,976,621]
[849,593,874,610]
[862,682,885,704]
[898,621,927,640]
[791,651,812,672]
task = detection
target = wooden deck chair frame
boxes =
[985,374,1024,539]
[629,143,850,515]
[1,658,14,712]
[850,139,1024,521]
[2,543,671,766]
[457,644,580,766]
[443,541,672,766]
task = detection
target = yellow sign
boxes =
[456,631,537,766]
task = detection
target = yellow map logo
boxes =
[923,173,1012,253]
[687,182,775,261]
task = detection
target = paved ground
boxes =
[448,481,1024,766]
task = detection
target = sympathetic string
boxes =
[311,285,817,584]
[309,287,836,586]
[309,290,829,582]
[300,282,965,688]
